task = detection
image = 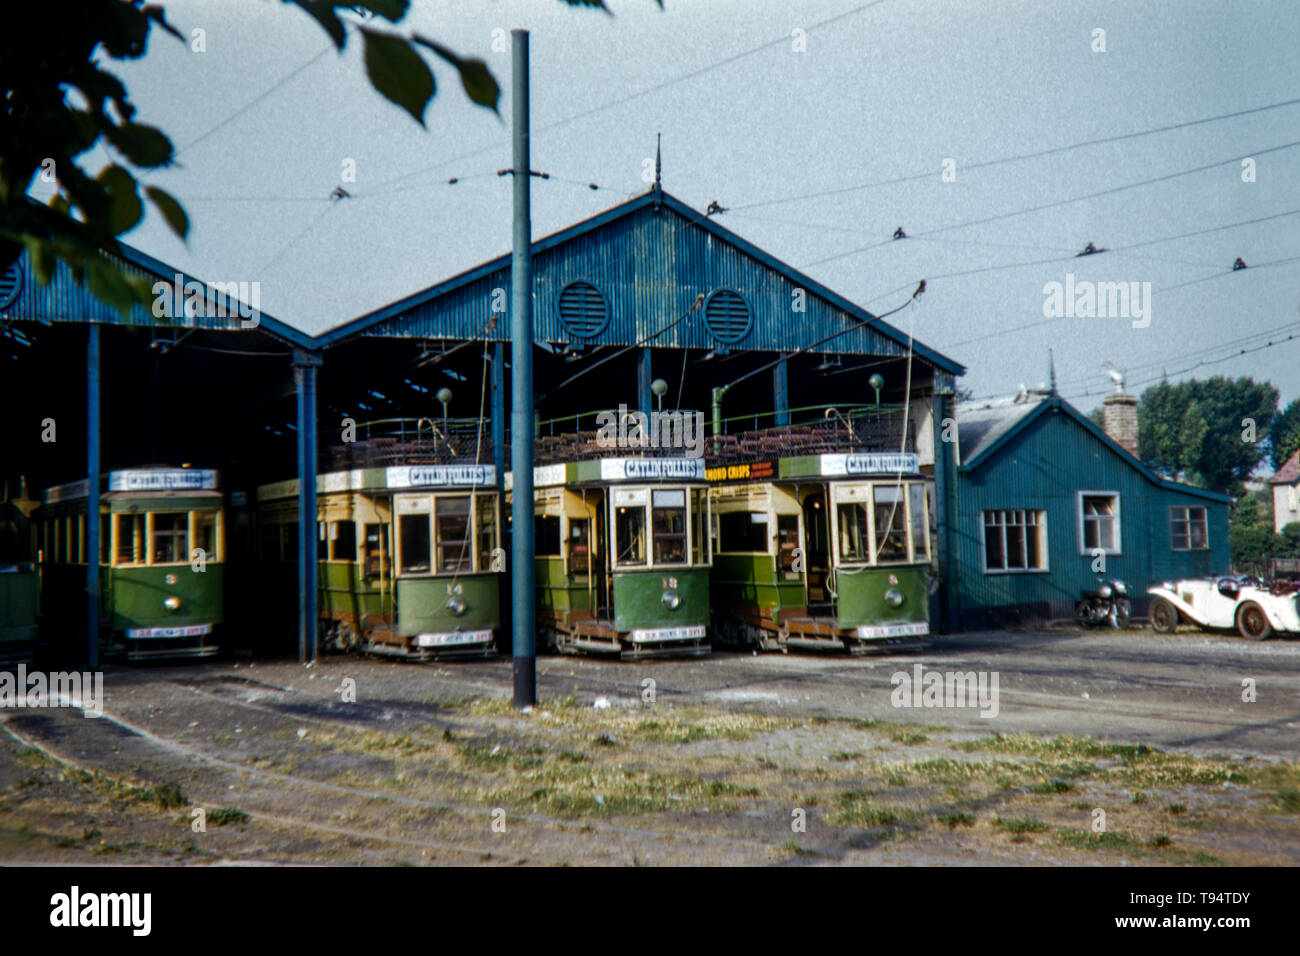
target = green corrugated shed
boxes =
[954,392,1231,628]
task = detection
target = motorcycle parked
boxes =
[1075,578,1131,629]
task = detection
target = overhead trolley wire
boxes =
[731,93,1300,212]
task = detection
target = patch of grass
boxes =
[208,807,250,826]
[830,751,864,762]
[891,731,930,745]
[777,839,819,856]
[936,811,975,829]
[1165,802,1187,815]
[833,789,919,829]
[1147,833,1172,848]
[993,816,1050,834]
[886,774,908,787]
[1029,778,1073,794]
[1272,788,1300,813]
[1132,791,1149,804]
[1054,828,1142,853]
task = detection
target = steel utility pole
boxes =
[510,29,536,709]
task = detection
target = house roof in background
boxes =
[1271,450,1300,485]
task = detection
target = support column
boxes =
[293,348,321,664]
[510,29,536,708]
[491,341,505,485]
[637,347,652,415]
[932,387,960,633]
[773,355,789,426]
[86,323,100,669]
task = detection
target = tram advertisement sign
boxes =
[386,464,495,488]
[108,469,218,491]
[705,460,775,483]
[599,458,706,482]
[818,453,918,476]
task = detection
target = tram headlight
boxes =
[661,590,681,611]
[447,596,467,616]
[164,596,181,612]
[884,588,904,608]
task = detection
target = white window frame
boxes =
[1169,505,1209,552]
[980,508,1049,574]
[1077,491,1121,556]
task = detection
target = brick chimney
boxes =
[1102,390,1139,457]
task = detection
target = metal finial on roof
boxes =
[1048,348,1056,394]
[654,132,662,203]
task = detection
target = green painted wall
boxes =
[834,565,928,628]
[109,565,225,630]
[0,569,38,644]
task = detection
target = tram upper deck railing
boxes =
[324,405,914,471]
[323,417,493,470]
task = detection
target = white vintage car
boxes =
[1147,576,1300,640]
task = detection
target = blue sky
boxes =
[38,0,1300,411]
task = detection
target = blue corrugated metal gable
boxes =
[0,240,312,347]
[316,190,965,375]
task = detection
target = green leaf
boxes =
[141,4,184,42]
[293,0,348,49]
[97,165,143,236]
[105,122,174,167]
[144,186,189,241]
[413,36,500,112]
[360,27,435,126]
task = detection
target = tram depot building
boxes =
[0,186,1231,661]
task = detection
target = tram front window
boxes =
[873,485,908,563]
[477,496,497,571]
[652,489,687,565]
[399,514,431,573]
[837,502,869,563]
[690,488,708,565]
[909,484,928,560]
[194,511,218,561]
[153,513,187,563]
[436,496,471,572]
[615,505,646,566]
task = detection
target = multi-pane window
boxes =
[1080,493,1119,553]
[152,513,188,563]
[1170,506,1208,551]
[873,485,908,563]
[651,489,687,565]
[435,496,471,572]
[836,502,869,562]
[614,503,646,566]
[984,509,1047,572]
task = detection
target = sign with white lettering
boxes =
[599,458,706,482]
[108,469,218,491]
[386,464,495,488]
[819,453,918,477]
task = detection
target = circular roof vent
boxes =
[0,262,22,310]
[557,281,608,338]
[704,289,751,344]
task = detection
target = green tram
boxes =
[708,449,932,653]
[256,463,503,660]
[1,478,40,664]
[35,468,225,661]
[526,454,712,658]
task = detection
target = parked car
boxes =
[1147,575,1300,640]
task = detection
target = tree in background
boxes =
[1137,377,1278,494]
[1271,398,1300,469]
[1,0,633,314]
